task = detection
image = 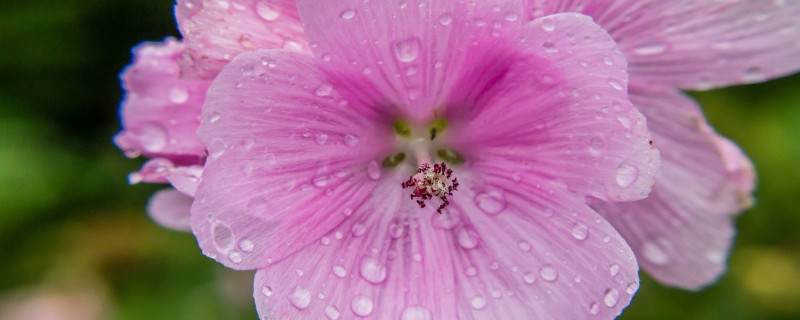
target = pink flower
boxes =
[115,0,306,230]
[525,0,800,289]
[193,0,659,318]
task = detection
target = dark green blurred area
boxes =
[0,1,798,319]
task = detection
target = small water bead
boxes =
[312,175,330,187]
[431,208,461,229]
[344,134,359,147]
[539,265,558,282]
[571,223,589,240]
[332,265,347,278]
[325,305,340,319]
[617,115,632,129]
[626,282,639,294]
[139,123,168,152]
[742,66,766,82]
[465,265,477,277]
[367,161,382,180]
[351,223,367,237]
[413,253,423,262]
[255,2,280,21]
[315,133,329,145]
[631,43,667,56]
[542,41,559,53]
[475,192,506,215]
[261,286,274,297]
[607,79,624,91]
[589,302,600,315]
[609,264,620,276]
[489,261,500,270]
[523,272,536,284]
[169,86,189,104]
[207,139,228,159]
[603,288,620,307]
[339,9,356,19]
[342,207,354,216]
[393,37,421,63]
[315,83,334,96]
[401,306,432,320]
[518,240,531,252]
[238,238,254,252]
[457,229,479,249]
[540,17,556,31]
[388,223,404,238]
[289,286,312,309]
[470,296,487,310]
[642,239,672,265]
[320,236,331,245]
[228,251,242,263]
[351,295,374,316]
[614,163,639,188]
[504,11,519,22]
[359,257,387,283]
[283,40,303,51]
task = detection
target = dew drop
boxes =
[540,265,558,282]
[367,161,382,180]
[238,238,254,252]
[207,139,227,159]
[315,83,334,96]
[315,133,329,145]
[283,40,303,51]
[540,17,556,31]
[342,207,354,217]
[340,8,357,19]
[212,223,234,251]
[438,14,453,25]
[344,134,359,147]
[139,123,168,152]
[603,288,620,307]
[325,305,340,319]
[457,228,479,249]
[169,86,189,104]
[320,236,331,245]
[631,43,667,56]
[615,163,639,188]
[742,66,766,82]
[542,41,559,53]
[609,263,620,276]
[431,208,461,229]
[289,286,311,309]
[359,257,387,283]
[517,240,531,252]
[228,251,242,263]
[256,2,280,21]
[312,175,329,187]
[626,282,639,294]
[642,238,672,265]
[351,223,367,237]
[524,272,536,284]
[617,115,632,129]
[608,79,624,91]
[589,302,599,315]
[393,37,421,63]
[465,265,477,277]
[475,192,506,215]
[504,12,519,22]
[571,223,588,240]
[351,295,374,316]
[332,265,347,278]
[470,296,487,310]
[261,285,273,297]
[401,306,432,320]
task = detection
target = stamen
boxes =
[382,152,406,167]
[428,118,448,141]
[401,162,460,214]
[437,148,464,165]
[392,119,412,137]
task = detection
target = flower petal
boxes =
[591,89,755,290]
[527,0,800,90]
[175,0,307,78]
[253,171,459,319]
[447,13,659,202]
[295,0,525,121]
[147,189,193,232]
[193,49,395,270]
[114,38,209,162]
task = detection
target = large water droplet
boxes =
[207,139,227,159]
[256,2,280,21]
[540,265,558,282]
[289,286,311,309]
[325,305,340,319]
[139,123,168,153]
[169,86,189,104]
[609,263,620,276]
[340,9,357,19]
[359,257,387,283]
[261,285,273,297]
[524,272,536,284]
[475,192,506,215]
[470,296,487,310]
[631,43,667,56]
[540,17,556,31]
[315,83,334,96]
[212,223,234,251]
[615,163,639,188]
[367,161,382,180]
[457,228,479,249]
[393,37,421,63]
[589,302,599,315]
[351,295,374,316]
[603,288,620,307]
[642,238,672,265]
[571,223,588,240]
[401,306,432,320]
[438,14,453,26]
[238,238,254,252]
[228,250,242,263]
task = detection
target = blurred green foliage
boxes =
[0,1,798,319]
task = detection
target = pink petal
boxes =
[295,0,525,122]
[147,189,193,232]
[166,165,204,197]
[527,0,800,90]
[114,38,209,162]
[193,49,395,270]
[591,89,755,290]
[175,0,307,78]
[447,13,659,202]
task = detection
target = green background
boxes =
[0,1,798,319]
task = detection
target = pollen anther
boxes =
[401,162,459,214]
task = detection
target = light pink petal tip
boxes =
[527,0,800,89]
[295,0,525,122]
[147,189,193,232]
[253,172,638,319]
[175,0,307,78]
[592,90,755,290]
[447,13,659,203]
[114,38,209,163]
[193,50,394,270]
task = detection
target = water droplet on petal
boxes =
[617,115,632,129]
[475,192,506,215]
[742,66,766,82]
[359,257,387,283]
[438,14,453,25]
[315,83,333,96]
[504,12,519,22]
[207,139,227,159]
[169,86,189,104]
[571,223,588,240]
[540,265,558,282]
[470,296,487,310]
[517,240,531,252]
[540,17,556,31]
[401,306,432,320]
[139,123,168,153]
[465,265,477,277]
[615,163,639,188]
[589,302,599,315]
[367,161,382,180]
[393,37,421,63]
[542,41,559,53]
[332,265,347,278]
[312,175,329,187]
[256,2,280,21]
[351,295,373,316]
[457,228,479,249]
[344,134,359,147]
[608,79,625,91]
[228,251,242,263]
[315,133,329,145]
[603,288,620,307]
[631,43,667,56]
[238,238,254,252]
[212,223,234,251]
[289,286,311,309]
[388,223,404,238]
[325,305,341,319]
[340,9,356,19]
[626,282,639,294]
[351,223,367,237]
[642,238,672,265]
[524,272,536,284]
[609,263,620,276]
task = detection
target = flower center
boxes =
[385,118,462,214]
